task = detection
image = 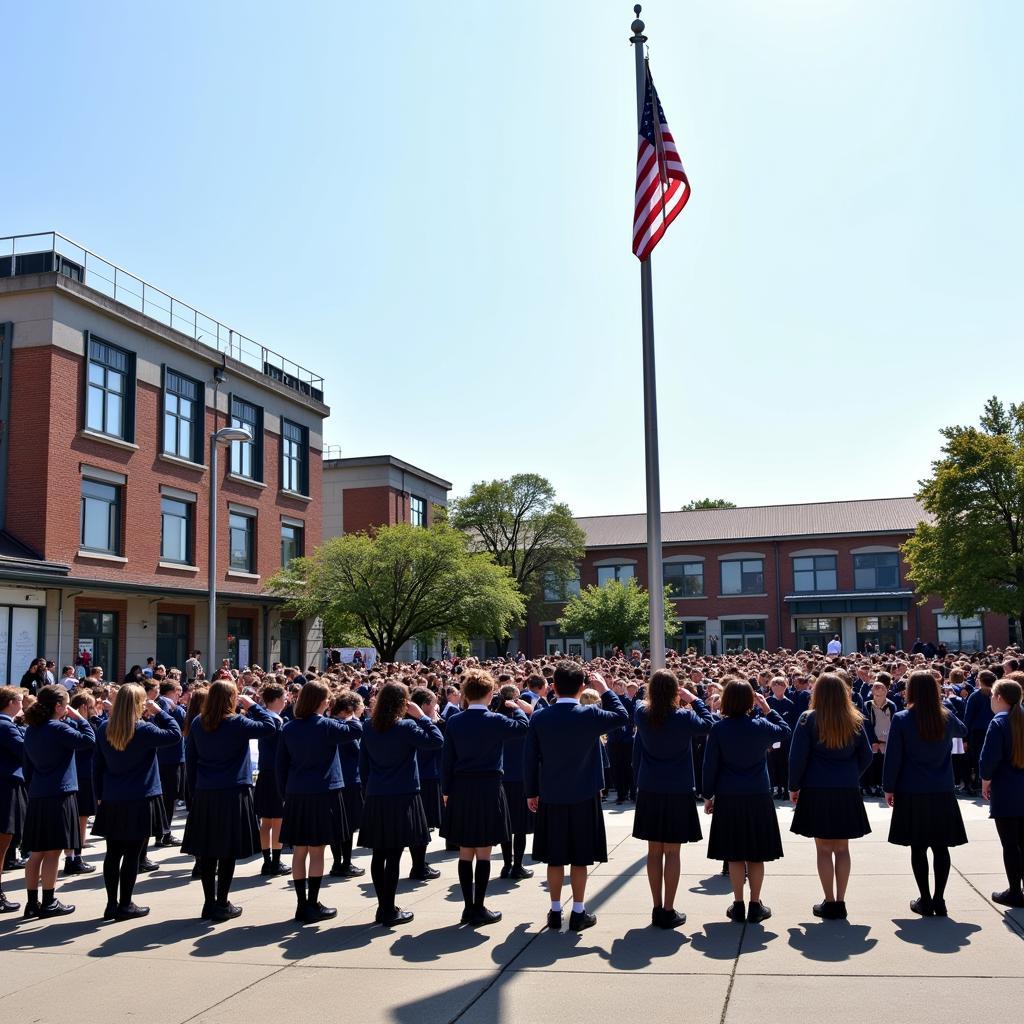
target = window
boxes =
[280,619,302,666]
[280,419,308,494]
[721,558,764,595]
[410,495,426,528]
[163,369,202,462]
[229,512,255,572]
[793,555,837,593]
[281,522,304,566]
[80,479,121,553]
[853,552,900,590]
[796,616,843,651]
[229,396,262,480]
[664,561,704,598]
[937,614,984,653]
[596,564,635,587]
[855,615,903,653]
[721,619,766,653]
[85,337,134,439]
[160,497,193,564]
[670,621,706,655]
[543,570,581,602]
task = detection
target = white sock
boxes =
[550,900,562,912]
[572,901,585,914]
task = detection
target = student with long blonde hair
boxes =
[92,683,181,920]
[788,673,874,919]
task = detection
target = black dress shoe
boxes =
[156,834,180,848]
[651,905,662,926]
[726,900,745,923]
[63,857,88,875]
[658,909,686,929]
[910,897,934,917]
[297,901,337,924]
[469,906,502,927]
[23,903,40,919]
[260,862,276,876]
[499,865,511,879]
[409,865,440,881]
[379,907,414,927]
[0,892,21,913]
[200,901,215,920]
[992,888,1024,908]
[747,901,771,924]
[340,863,364,877]
[546,909,562,931]
[509,865,533,880]
[139,859,160,873]
[932,898,948,917]
[210,902,243,922]
[832,901,848,919]
[39,898,75,918]
[813,901,836,919]
[460,906,474,925]
[102,902,118,920]
[115,903,150,920]
[569,909,596,932]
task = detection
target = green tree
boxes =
[904,396,1024,637]
[267,523,525,663]
[680,498,737,510]
[449,473,587,651]
[556,577,678,653]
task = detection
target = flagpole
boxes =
[631,5,666,671]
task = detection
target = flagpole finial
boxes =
[631,6,646,43]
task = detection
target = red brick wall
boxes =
[342,485,401,534]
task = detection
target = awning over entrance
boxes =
[784,591,913,615]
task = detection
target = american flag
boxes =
[633,62,690,261]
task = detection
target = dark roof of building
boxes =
[0,530,70,577]
[576,497,929,549]
[322,455,452,491]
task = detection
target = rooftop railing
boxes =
[1,231,324,403]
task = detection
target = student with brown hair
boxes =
[0,686,27,913]
[329,690,366,878]
[254,682,289,877]
[788,673,874,919]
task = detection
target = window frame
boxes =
[229,395,263,481]
[596,563,635,587]
[84,333,135,441]
[720,558,765,596]
[936,613,984,653]
[280,418,309,495]
[792,554,838,593]
[228,510,256,573]
[664,561,704,598]
[80,477,122,554]
[410,494,427,528]
[161,367,204,464]
[280,521,304,567]
[853,551,901,591]
[160,495,194,565]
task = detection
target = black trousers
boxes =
[158,763,182,834]
[768,744,789,791]
[968,731,987,788]
[607,742,634,799]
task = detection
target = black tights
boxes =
[995,817,1024,893]
[199,858,236,905]
[910,845,951,901]
[409,843,427,874]
[500,833,527,869]
[330,836,354,867]
[102,839,146,907]
[370,847,402,911]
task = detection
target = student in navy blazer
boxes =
[606,680,636,804]
[21,685,95,919]
[92,683,181,920]
[524,661,627,933]
[980,678,1024,908]
[276,679,362,924]
[409,686,444,882]
[358,681,443,927]
[252,681,288,878]
[328,689,366,879]
[882,670,968,917]
[182,680,279,922]
[766,677,796,799]
[441,669,529,927]
[631,669,715,930]
[0,686,27,914]
[495,682,536,882]
[964,670,995,794]
[155,675,187,847]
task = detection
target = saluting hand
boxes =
[678,688,696,706]
[405,701,424,720]
[237,695,255,711]
[752,692,770,715]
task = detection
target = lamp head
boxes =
[214,426,252,444]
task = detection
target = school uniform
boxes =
[440,705,529,847]
[156,696,187,832]
[766,694,796,795]
[702,711,790,862]
[965,689,995,788]
[252,709,285,819]
[788,711,873,840]
[22,717,96,851]
[92,711,182,840]
[0,714,27,843]
[863,699,897,790]
[338,728,364,836]
[631,700,716,844]
[500,724,534,836]
[606,695,636,802]
[524,691,628,866]
[980,711,1024,896]
[276,714,362,847]
[358,717,444,850]
[882,709,968,848]
[416,743,444,830]
[181,705,278,860]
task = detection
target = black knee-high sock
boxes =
[102,843,124,905]
[410,843,426,874]
[330,841,342,867]
[308,876,322,904]
[119,840,144,906]
[910,845,931,900]
[295,878,308,909]
[473,860,490,907]
[996,818,1024,891]
[384,849,401,909]
[458,858,474,909]
[513,833,527,868]
[932,846,951,900]
[500,842,512,869]
[215,858,236,904]
[262,848,272,866]
[370,850,387,907]
[200,858,217,904]
[340,835,353,866]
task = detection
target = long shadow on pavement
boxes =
[892,916,981,953]
[786,920,877,961]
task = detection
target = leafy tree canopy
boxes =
[680,498,737,510]
[557,577,678,653]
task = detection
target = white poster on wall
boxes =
[237,639,250,669]
[333,647,377,670]
[10,608,39,678]
[0,610,10,685]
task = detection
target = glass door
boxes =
[156,613,189,671]
[78,611,118,681]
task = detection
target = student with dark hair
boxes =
[155,676,187,848]
[965,670,996,794]
[254,682,289,877]
[62,691,98,876]
[524,661,628,932]
[409,687,443,882]
[883,670,968,916]
[496,683,535,882]
[0,687,27,913]
[329,690,366,878]
[632,669,715,928]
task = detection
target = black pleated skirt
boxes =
[253,769,285,818]
[181,786,261,859]
[420,777,443,830]
[76,777,97,818]
[343,785,364,835]
[791,786,872,840]
[0,780,28,837]
[632,789,703,844]
[888,790,968,848]
[93,795,168,842]
[707,792,784,862]
[359,792,430,850]
[502,780,535,836]
[532,795,608,866]
[441,774,510,847]
[280,789,350,846]
[23,792,79,852]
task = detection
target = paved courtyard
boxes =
[1,796,1022,1023]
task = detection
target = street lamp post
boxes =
[208,424,252,673]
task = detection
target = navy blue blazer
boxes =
[440,702,462,723]
[767,695,797,731]
[965,688,995,735]
[440,706,529,793]
[337,725,361,787]
[606,695,636,745]
[788,711,873,791]
[23,716,96,797]
[93,711,182,801]
[257,709,284,782]
[524,691,628,804]
[881,709,967,793]
[632,700,716,794]
[979,711,1024,818]
[788,689,811,716]
[0,714,25,785]
[359,717,444,797]
[185,704,278,792]
[276,714,363,795]
[416,744,442,783]
[156,697,187,765]
[701,710,790,797]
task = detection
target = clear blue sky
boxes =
[6,1,1022,515]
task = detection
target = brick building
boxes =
[523,498,1012,659]
[0,232,328,680]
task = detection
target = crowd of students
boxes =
[1,643,1023,936]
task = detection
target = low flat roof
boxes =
[323,455,452,491]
